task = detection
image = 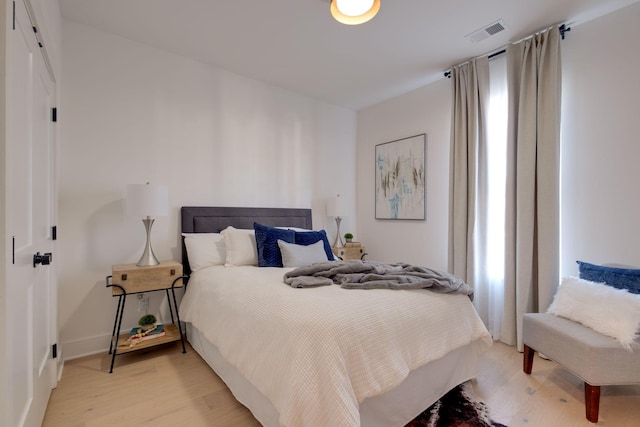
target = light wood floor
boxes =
[42,341,640,427]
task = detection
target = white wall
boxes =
[560,2,640,275]
[356,79,451,269]
[357,2,640,277]
[59,21,357,359]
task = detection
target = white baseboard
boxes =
[62,333,112,361]
[56,346,64,382]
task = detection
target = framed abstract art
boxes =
[375,134,426,220]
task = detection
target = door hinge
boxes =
[52,225,57,240]
[32,27,43,48]
[52,343,57,359]
[12,1,15,30]
[52,107,57,122]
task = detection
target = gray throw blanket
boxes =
[283,260,474,298]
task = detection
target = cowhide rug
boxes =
[405,382,507,427]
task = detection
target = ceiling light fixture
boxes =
[330,0,380,25]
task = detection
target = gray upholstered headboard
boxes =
[180,206,313,276]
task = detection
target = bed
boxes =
[179,206,492,427]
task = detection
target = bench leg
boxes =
[523,344,534,374]
[584,383,600,423]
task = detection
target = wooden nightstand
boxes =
[106,260,186,373]
[333,243,366,260]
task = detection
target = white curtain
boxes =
[448,59,490,285]
[501,26,562,350]
[473,54,508,339]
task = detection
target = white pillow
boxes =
[547,276,640,349]
[277,239,328,268]
[181,233,226,272]
[276,226,310,232]
[220,226,258,266]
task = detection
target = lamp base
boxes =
[136,217,160,267]
[332,217,345,248]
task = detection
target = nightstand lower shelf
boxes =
[113,324,182,355]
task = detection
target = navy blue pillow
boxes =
[254,223,295,267]
[577,260,640,294]
[294,230,335,261]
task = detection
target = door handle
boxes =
[33,252,53,268]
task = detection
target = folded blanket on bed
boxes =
[283,260,474,298]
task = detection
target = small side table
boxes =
[333,243,366,260]
[106,260,187,373]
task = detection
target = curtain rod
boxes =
[444,24,570,78]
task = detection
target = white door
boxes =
[5,1,58,426]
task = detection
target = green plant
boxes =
[344,233,353,240]
[138,314,157,326]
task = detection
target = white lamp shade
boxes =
[126,183,168,218]
[326,195,345,218]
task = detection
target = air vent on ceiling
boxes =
[465,19,508,43]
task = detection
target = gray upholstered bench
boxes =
[523,312,640,423]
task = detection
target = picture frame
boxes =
[375,134,426,220]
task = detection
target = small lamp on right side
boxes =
[327,194,345,248]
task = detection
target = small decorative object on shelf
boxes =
[344,233,353,243]
[138,314,157,331]
[125,323,166,348]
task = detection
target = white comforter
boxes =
[179,266,491,427]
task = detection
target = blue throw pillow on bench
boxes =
[577,260,640,294]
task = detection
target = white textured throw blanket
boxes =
[284,260,474,297]
[179,266,491,427]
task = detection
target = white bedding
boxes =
[179,266,492,427]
